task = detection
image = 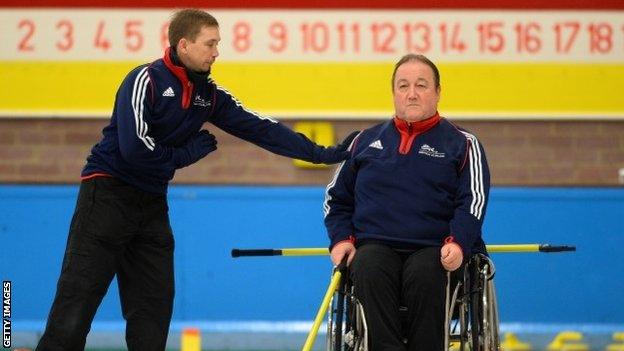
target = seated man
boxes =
[324,54,490,351]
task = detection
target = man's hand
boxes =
[317,131,360,164]
[177,130,218,168]
[191,130,218,160]
[440,242,463,271]
[330,241,356,266]
[335,131,360,152]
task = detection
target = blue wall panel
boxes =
[1,186,622,330]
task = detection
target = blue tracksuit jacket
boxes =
[82,48,343,193]
[324,116,490,257]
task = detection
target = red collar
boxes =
[393,112,441,154]
[162,47,193,109]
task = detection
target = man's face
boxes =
[392,61,440,122]
[178,25,221,73]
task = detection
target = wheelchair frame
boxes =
[326,254,500,351]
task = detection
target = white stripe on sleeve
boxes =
[323,132,361,217]
[216,85,278,124]
[131,67,156,151]
[461,131,485,220]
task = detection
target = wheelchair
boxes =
[325,253,500,351]
[231,243,573,351]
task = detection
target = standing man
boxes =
[324,54,490,351]
[36,8,355,351]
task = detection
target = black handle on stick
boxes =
[231,249,283,257]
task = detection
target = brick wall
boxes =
[1,118,623,186]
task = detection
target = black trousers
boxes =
[36,177,175,351]
[351,244,449,351]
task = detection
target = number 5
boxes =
[125,20,144,52]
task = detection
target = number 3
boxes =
[56,20,74,51]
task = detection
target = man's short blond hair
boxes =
[168,9,219,48]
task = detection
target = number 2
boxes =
[18,19,35,52]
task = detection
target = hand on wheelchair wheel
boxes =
[330,241,356,266]
[441,242,463,271]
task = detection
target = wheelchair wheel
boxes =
[327,267,368,351]
[467,254,500,351]
[326,275,343,351]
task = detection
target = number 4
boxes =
[94,21,111,51]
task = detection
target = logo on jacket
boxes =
[369,140,383,150]
[418,144,445,158]
[162,87,175,97]
[193,94,211,107]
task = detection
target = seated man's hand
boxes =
[330,241,356,266]
[440,242,463,271]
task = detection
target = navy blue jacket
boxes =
[83,48,345,193]
[324,116,490,257]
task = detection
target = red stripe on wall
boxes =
[1,0,623,9]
